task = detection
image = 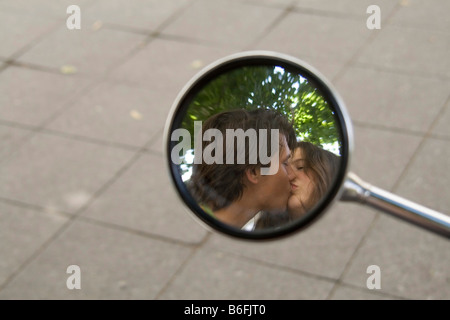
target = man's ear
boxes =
[245,167,261,184]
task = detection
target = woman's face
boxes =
[287,148,315,218]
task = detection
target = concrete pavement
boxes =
[0,0,449,300]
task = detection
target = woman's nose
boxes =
[287,165,295,180]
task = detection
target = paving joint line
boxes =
[155,232,212,299]
[352,62,450,82]
[291,6,364,21]
[76,215,201,248]
[352,120,440,139]
[244,3,297,51]
[331,282,411,300]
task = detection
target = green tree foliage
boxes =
[181,65,340,151]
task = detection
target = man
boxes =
[188,108,296,229]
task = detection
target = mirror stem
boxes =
[340,172,450,239]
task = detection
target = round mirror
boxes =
[164,51,353,240]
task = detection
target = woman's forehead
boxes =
[291,147,304,159]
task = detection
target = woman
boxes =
[255,141,340,229]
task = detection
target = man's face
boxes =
[258,135,295,213]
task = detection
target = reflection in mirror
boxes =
[170,64,343,234]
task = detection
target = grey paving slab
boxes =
[356,25,450,78]
[0,124,31,161]
[341,213,450,300]
[83,0,190,32]
[330,284,396,300]
[349,125,422,190]
[110,38,235,92]
[431,101,450,139]
[80,153,207,244]
[0,202,68,286]
[0,10,58,58]
[255,10,373,65]
[162,0,284,48]
[0,66,91,127]
[341,138,450,300]
[46,81,172,148]
[0,0,94,19]
[293,0,397,19]
[159,247,334,299]
[243,0,296,8]
[390,0,450,33]
[335,66,449,133]
[0,132,134,214]
[17,26,147,76]
[0,219,192,299]
[395,138,450,214]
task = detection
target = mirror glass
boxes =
[166,53,350,240]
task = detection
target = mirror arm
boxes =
[340,172,450,239]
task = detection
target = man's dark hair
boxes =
[188,108,296,211]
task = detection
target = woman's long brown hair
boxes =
[296,141,340,206]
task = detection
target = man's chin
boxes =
[268,206,287,214]
[288,205,306,218]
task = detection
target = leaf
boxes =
[399,0,410,7]
[60,65,77,75]
[130,110,143,120]
[92,20,103,31]
[190,59,204,70]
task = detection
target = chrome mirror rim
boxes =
[163,50,355,240]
